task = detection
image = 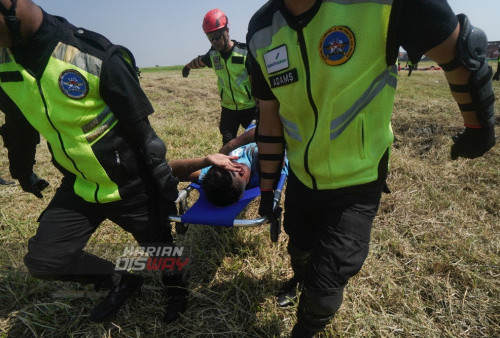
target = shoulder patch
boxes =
[319,26,355,66]
[59,70,89,99]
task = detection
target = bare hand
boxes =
[206,154,242,172]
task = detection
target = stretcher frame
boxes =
[168,170,287,242]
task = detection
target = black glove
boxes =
[259,190,275,219]
[18,172,49,198]
[182,66,190,78]
[450,127,496,160]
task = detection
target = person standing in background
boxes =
[182,9,257,145]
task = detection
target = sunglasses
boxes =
[207,30,225,42]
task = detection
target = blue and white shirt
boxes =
[199,142,260,188]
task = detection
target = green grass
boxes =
[0,63,499,337]
[140,65,184,73]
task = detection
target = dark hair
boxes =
[201,166,245,207]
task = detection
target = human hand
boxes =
[18,172,49,198]
[182,66,190,78]
[151,162,179,227]
[159,200,177,227]
[206,154,242,172]
[258,190,274,219]
[450,127,495,160]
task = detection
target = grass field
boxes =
[0,61,499,337]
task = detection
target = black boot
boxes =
[278,242,310,307]
[277,276,302,307]
[162,274,188,324]
[89,272,143,322]
[291,323,317,338]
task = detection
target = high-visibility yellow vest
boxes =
[249,0,396,189]
[0,44,134,203]
[209,44,255,110]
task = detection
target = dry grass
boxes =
[0,62,499,337]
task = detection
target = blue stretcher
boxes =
[168,168,287,242]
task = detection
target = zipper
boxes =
[115,150,121,166]
[224,59,238,110]
[297,28,318,190]
[35,77,98,203]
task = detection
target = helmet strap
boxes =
[221,29,231,52]
[0,0,23,47]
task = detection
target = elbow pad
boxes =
[145,135,178,202]
[439,14,495,128]
[439,14,488,72]
[145,136,167,166]
[256,128,285,189]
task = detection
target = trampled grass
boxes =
[0,62,499,337]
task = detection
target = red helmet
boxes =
[202,9,228,34]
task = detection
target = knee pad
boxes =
[297,286,344,333]
[287,242,311,280]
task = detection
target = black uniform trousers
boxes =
[219,106,257,145]
[24,181,173,281]
[283,151,388,291]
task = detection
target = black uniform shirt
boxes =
[5,10,153,128]
[0,11,154,180]
[247,0,459,100]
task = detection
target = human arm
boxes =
[170,154,241,181]
[0,102,49,198]
[256,99,285,217]
[101,50,178,219]
[396,0,495,159]
[219,127,256,154]
[182,51,211,77]
[425,18,495,159]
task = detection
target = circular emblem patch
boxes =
[319,26,355,66]
[59,70,88,99]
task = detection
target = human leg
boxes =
[238,106,258,130]
[493,63,500,80]
[24,185,111,283]
[292,187,383,336]
[219,107,241,145]
[278,172,317,307]
[23,185,142,322]
[105,186,187,324]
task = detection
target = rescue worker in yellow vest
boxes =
[493,48,500,80]
[182,9,257,145]
[247,0,496,336]
[0,0,187,324]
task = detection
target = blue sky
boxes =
[37,0,500,68]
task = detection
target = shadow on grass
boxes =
[0,225,287,336]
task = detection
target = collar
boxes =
[279,0,322,30]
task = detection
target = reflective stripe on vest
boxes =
[210,45,255,110]
[0,45,122,203]
[249,0,395,190]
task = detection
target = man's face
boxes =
[229,163,250,188]
[206,28,227,51]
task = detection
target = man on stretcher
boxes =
[170,126,266,207]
